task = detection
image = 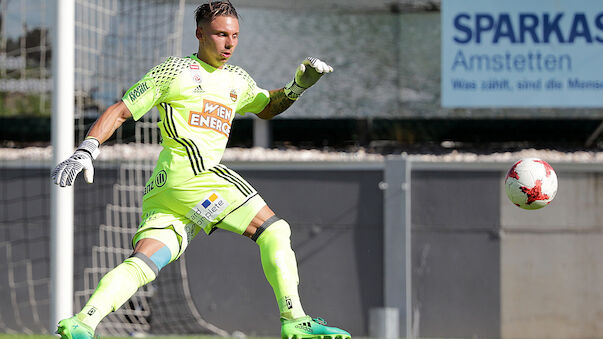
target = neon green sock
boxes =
[256,219,306,320]
[76,256,157,329]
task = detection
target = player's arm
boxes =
[51,56,175,187]
[51,101,132,187]
[87,101,132,144]
[256,57,333,120]
[256,89,293,120]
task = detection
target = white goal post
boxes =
[50,0,75,332]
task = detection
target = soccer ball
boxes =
[504,158,558,210]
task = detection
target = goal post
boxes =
[50,0,75,332]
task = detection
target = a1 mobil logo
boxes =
[128,81,150,102]
[188,99,233,137]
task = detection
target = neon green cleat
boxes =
[56,316,97,339]
[281,316,351,339]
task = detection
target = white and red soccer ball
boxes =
[504,158,558,210]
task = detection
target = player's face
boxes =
[196,15,239,68]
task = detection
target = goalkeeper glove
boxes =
[51,138,100,187]
[284,57,333,101]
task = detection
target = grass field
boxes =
[0,336,276,339]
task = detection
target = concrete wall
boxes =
[411,170,501,338]
[1,162,602,338]
[500,170,603,339]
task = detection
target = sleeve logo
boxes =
[128,81,150,102]
[188,99,233,137]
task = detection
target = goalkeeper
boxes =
[51,1,350,339]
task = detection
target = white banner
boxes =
[441,0,603,108]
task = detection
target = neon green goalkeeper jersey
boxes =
[122,54,270,197]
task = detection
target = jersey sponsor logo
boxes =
[193,85,204,94]
[188,99,233,137]
[128,81,150,102]
[230,89,237,102]
[186,192,229,227]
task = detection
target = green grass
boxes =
[0,335,248,339]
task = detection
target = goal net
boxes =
[73,0,228,336]
[0,0,228,336]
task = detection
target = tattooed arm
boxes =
[256,89,294,120]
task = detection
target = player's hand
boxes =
[294,57,333,88]
[284,57,333,100]
[51,138,100,187]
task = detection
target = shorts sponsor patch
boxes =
[186,192,229,227]
[144,170,167,195]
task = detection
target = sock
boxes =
[76,256,157,329]
[256,219,306,320]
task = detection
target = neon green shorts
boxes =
[133,164,266,262]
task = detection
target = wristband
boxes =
[78,138,100,160]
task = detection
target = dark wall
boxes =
[0,165,502,338]
[411,170,501,338]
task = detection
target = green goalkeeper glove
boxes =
[51,138,100,187]
[284,57,333,101]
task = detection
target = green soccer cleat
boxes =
[56,316,97,339]
[281,316,351,339]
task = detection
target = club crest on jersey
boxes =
[188,99,233,137]
[230,89,237,102]
[192,73,202,83]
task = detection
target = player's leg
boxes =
[241,206,305,320]
[197,166,308,321]
[56,238,167,339]
[240,210,351,339]
[57,211,193,339]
